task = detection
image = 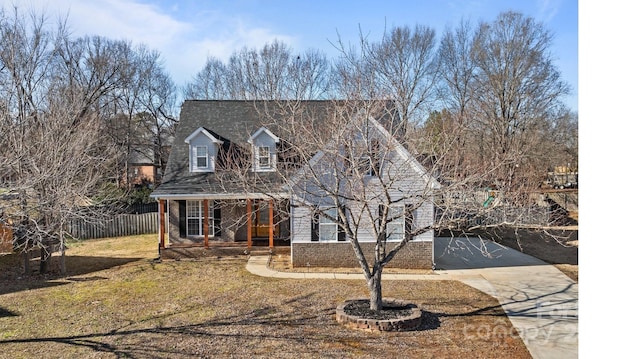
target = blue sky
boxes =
[5,0,578,111]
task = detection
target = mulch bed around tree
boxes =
[343,299,415,320]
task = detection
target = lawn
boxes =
[1,234,531,358]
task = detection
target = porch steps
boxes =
[161,245,248,260]
[249,248,272,255]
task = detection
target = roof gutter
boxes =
[150,192,291,200]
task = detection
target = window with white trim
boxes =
[258,146,271,169]
[196,146,208,168]
[319,207,338,242]
[345,139,381,177]
[386,205,404,241]
[186,200,219,236]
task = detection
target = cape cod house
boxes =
[151,100,439,269]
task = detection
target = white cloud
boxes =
[0,0,297,88]
[164,11,297,86]
[2,0,190,45]
[536,0,560,23]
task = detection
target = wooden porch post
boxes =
[203,199,209,248]
[269,199,274,249]
[247,199,252,250]
[159,199,166,250]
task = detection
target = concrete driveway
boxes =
[434,237,578,359]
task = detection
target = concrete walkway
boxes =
[245,237,578,359]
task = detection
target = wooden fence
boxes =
[68,212,159,240]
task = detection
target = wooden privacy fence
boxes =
[68,212,160,239]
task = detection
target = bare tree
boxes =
[332,25,439,137]
[287,48,331,100]
[432,20,477,180]
[469,11,571,194]
[0,7,120,275]
[183,56,229,100]
[136,56,177,185]
[184,40,330,101]
[369,25,439,131]
[232,101,435,311]
[108,43,177,187]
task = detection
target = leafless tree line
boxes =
[0,7,177,274]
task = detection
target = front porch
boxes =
[157,197,290,253]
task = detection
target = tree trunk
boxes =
[39,246,50,274]
[59,229,66,277]
[23,250,30,275]
[368,264,383,311]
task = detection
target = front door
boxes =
[252,201,280,238]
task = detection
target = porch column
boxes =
[269,199,274,249]
[247,199,252,249]
[203,199,209,248]
[159,199,166,250]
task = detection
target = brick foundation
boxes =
[292,241,432,269]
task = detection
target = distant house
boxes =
[126,146,156,187]
[124,132,174,188]
[0,220,13,254]
[0,190,15,253]
[151,100,438,268]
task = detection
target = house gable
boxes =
[288,116,440,245]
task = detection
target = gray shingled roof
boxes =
[152,100,362,197]
[152,100,402,198]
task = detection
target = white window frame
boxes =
[257,146,271,169]
[356,155,374,176]
[186,200,217,236]
[386,205,404,242]
[195,146,208,169]
[319,207,338,242]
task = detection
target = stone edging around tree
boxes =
[336,298,423,332]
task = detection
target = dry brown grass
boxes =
[0,234,531,358]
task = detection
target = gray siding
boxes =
[291,205,312,242]
[290,134,436,244]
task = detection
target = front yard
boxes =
[0,234,531,358]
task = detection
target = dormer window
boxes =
[185,127,223,173]
[248,127,280,172]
